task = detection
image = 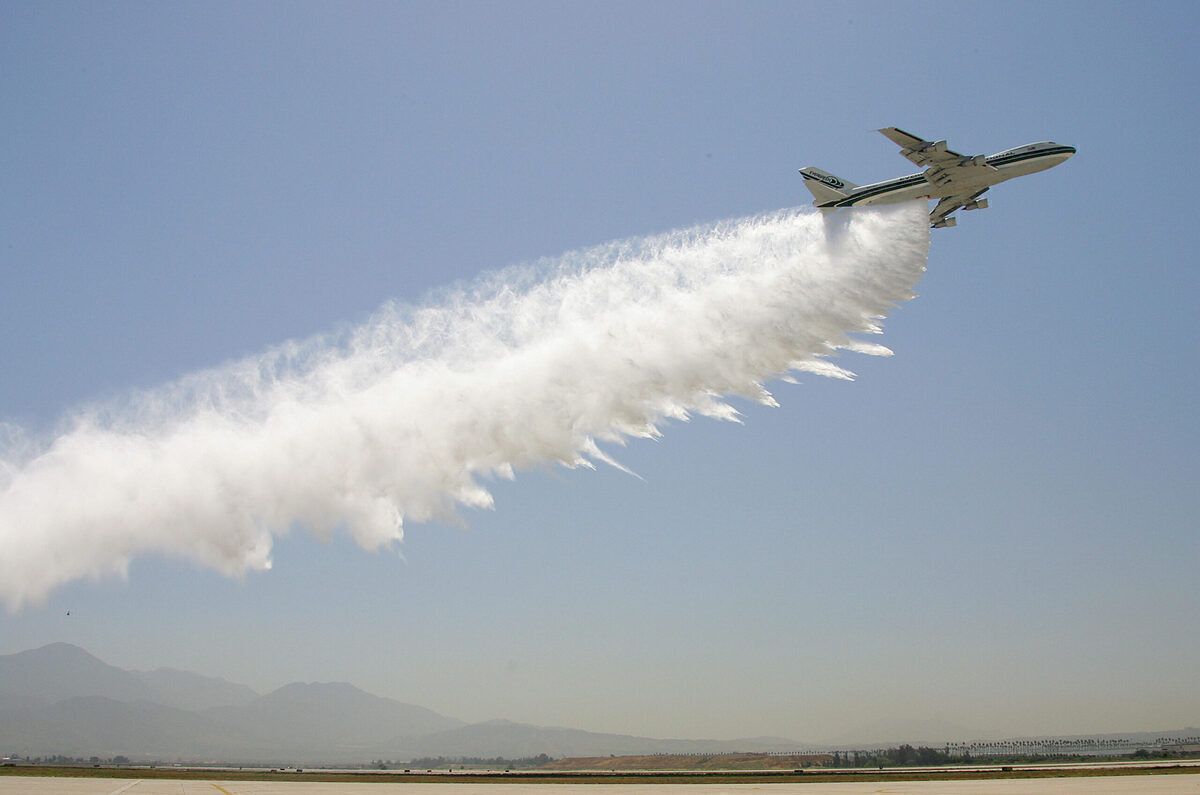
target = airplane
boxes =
[800,128,1075,228]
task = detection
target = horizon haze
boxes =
[4,642,1197,762]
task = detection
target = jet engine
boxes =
[963,198,989,211]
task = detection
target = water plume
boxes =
[0,203,929,609]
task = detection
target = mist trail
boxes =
[0,203,930,609]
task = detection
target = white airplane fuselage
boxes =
[819,141,1076,208]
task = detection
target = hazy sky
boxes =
[1,1,1197,745]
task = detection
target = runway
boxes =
[3,772,1199,794]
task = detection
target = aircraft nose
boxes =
[1063,145,1076,157]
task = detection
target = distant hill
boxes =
[0,696,274,760]
[0,644,467,762]
[0,643,805,762]
[0,643,155,706]
[392,719,806,759]
[132,667,258,712]
[202,681,463,757]
[2,643,1193,765]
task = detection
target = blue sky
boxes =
[1,1,1197,743]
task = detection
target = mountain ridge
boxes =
[3,643,1194,763]
[0,642,156,706]
[0,643,807,762]
[132,666,259,712]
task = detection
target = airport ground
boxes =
[3,762,1200,793]
[2,773,1200,793]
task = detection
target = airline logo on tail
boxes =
[810,173,844,189]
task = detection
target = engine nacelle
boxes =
[963,198,989,211]
[930,140,948,152]
[932,216,957,229]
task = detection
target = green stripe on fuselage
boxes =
[824,176,924,207]
[821,147,1074,208]
[985,146,1075,167]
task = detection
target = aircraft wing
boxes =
[880,127,965,166]
[929,188,989,229]
[881,127,998,190]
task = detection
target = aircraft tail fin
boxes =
[799,167,858,205]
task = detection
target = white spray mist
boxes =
[0,203,929,609]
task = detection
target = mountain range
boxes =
[4,644,1195,764]
[0,643,804,763]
